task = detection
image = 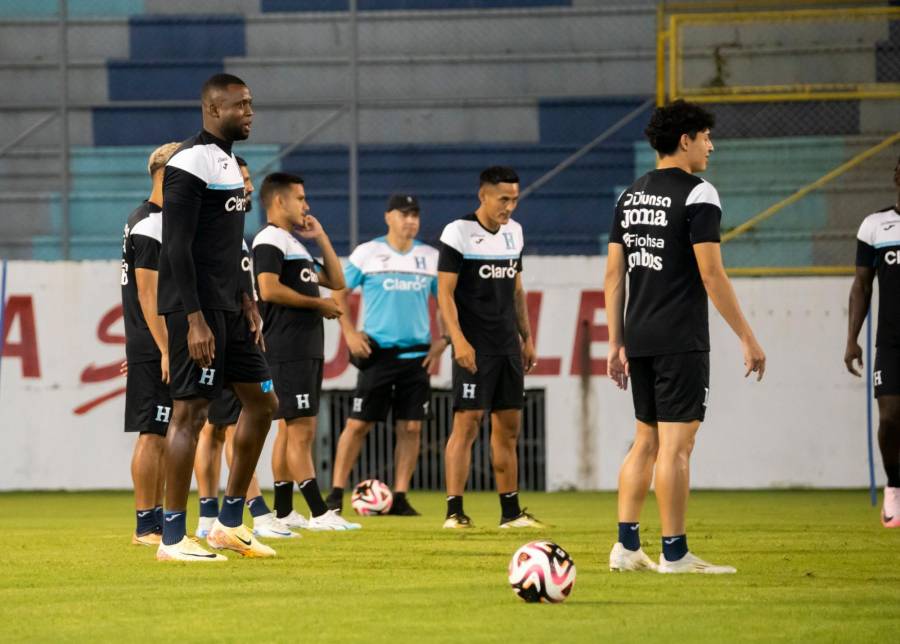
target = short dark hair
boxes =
[644,100,715,156]
[235,155,248,168]
[479,166,519,187]
[201,73,247,101]
[260,172,304,209]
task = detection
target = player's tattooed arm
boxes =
[604,243,628,390]
[844,265,875,377]
[514,274,536,373]
[438,271,477,374]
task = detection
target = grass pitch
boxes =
[1,490,898,643]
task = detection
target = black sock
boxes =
[618,522,641,551]
[153,505,163,532]
[499,491,521,519]
[446,495,463,518]
[299,478,328,518]
[662,534,688,562]
[393,491,407,505]
[886,463,900,488]
[136,508,156,536]
[327,486,344,502]
[246,495,271,518]
[198,496,219,518]
[273,480,293,518]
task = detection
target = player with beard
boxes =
[156,73,277,561]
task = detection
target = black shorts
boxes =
[124,360,172,436]
[208,388,242,426]
[452,353,524,411]
[629,351,710,423]
[271,359,323,420]
[350,355,431,422]
[874,347,900,398]
[166,309,271,401]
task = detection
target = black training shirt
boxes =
[609,168,722,357]
[856,205,900,348]
[121,201,163,364]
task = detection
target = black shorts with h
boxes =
[271,359,323,420]
[350,354,431,422]
[124,359,172,436]
[875,346,900,398]
[453,353,524,411]
[629,351,710,423]
[167,309,271,401]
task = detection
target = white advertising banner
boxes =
[0,258,874,490]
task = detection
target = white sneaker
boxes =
[609,542,658,571]
[157,536,226,562]
[658,551,736,574]
[195,516,215,538]
[253,512,301,539]
[882,486,900,528]
[278,510,311,530]
[307,509,362,531]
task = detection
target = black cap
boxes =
[386,193,420,213]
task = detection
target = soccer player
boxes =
[156,73,278,561]
[844,155,900,528]
[437,166,543,529]
[605,100,766,574]
[325,193,448,517]
[121,141,179,546]
[252,172,359,530]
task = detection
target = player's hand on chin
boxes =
[187,311,215,368]
[296,214,324,240]
[742,335,766,381]
[607,344,629,390]
[454,338,477,374]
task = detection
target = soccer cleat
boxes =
[499,509,546,529]
[307,509,362,531]
[442,512,474,529]
[132,531,161,546]
[156,536,226,562]
[206,520,276,558]
[195,516,215,538]
[387,496,421,516]
[609,542,658,572]
[882,486,900,528]
[658,551,736,574]
[252,512,301,539]
[278,510,311,530]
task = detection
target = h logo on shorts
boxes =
[462,383,477,400]
[296,394,310,410]
[415,256,426,270]
[155,405,171,423]
[703,387,710,408]
[874,370,883,386]
[423,401,430,414]
[199,368,216,386]
[352,397,363,413]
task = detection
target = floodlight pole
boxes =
[348,0,360,252]
[59,0,71,260]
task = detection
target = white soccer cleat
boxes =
[195,516,215,538]
[252,512,301,539]
[609,542,658,571]
[278,510,311,530]
[442,513,474,529]
[658,551,736,574]
[156,536,227,562]
[882,487,900,528]
[499,510,546,529]
[307,509,362,531]
[207,520,277,558]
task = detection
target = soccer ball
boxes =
[508,540,576,603]
[350,479,393,515]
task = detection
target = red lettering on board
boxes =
[570,290,608,376]
[1,295,41,378]
[526,291,561,376]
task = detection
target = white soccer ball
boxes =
[508,540,576,603]
[350,479,393,516]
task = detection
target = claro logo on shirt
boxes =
[886,250,900,265]
[300,267,320,283]
[225,196,249,212]
[479,260,517,279]
[383,276,429,291]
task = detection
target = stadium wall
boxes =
[0,257,875,491]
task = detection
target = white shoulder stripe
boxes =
[685,180,721,209]
[131,211,162,243]
[167,145,212,184]
[252,225,312,260]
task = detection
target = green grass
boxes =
[1,490,898,643]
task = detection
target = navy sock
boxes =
[499,491,521,519]
[662,534,689,562]
[618,522,641,551]
[219,495,245,528]
[885,463,900,488]
[198,496,219,518]
[136,508,156,536]
[153,505,163,532]
[273,481,293,518]
[162,511,186,546]
[446,495,463,518]
[299,479,328,518]
[247,495,271,518]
